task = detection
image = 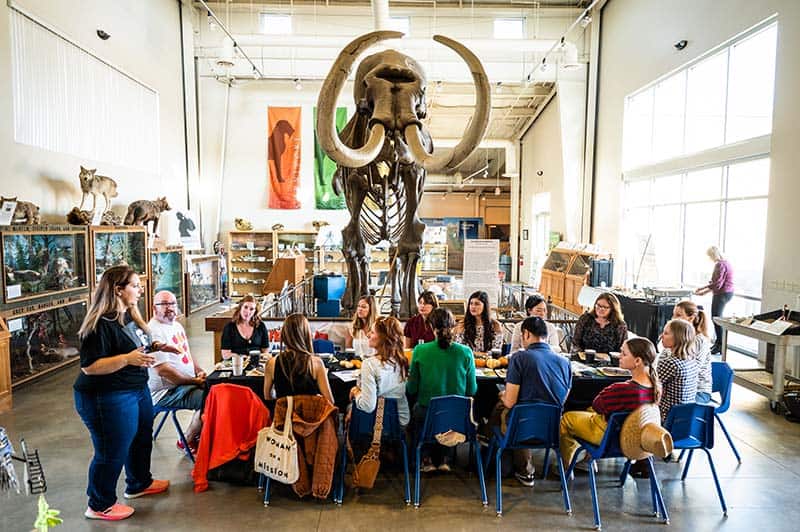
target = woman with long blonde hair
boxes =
[694,245,734,354]
[350,316,410,426]
[263,313,334,404]
[74,265,172,521]
[673,300,712,402]
[346,295,378,358]
[657,319,699,423]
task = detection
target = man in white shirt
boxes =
[147,290,206,450]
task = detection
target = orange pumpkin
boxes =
[499,356,509,367]
[352,359,362,369]
[474,358,487,368]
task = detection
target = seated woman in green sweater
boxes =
[407,308,477,472]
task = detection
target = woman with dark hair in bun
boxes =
[406,308,477,472]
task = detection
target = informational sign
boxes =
[463,239,500,309]
[0,200,17,225]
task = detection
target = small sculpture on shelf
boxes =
[271,223,285,231]
[234,218,253,231]
[78,166,118,213]
[66,207,122,226]
[311,220,329,231]
[1,197,41,225]
[123,197,171,235]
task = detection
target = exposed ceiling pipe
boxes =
[371,0,390,30]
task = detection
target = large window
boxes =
[623,23,777,169]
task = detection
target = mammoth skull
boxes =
[316,31,491,172]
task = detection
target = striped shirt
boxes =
[592,380,655,419]
[657,350,699,423]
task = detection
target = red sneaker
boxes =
[84,503,135,521]
[124,479,170,499]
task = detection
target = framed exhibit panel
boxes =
[149,246,185,316]
[1,225,88,304]
[89,226,147,287]
[187,255,220,314]
[3,296,87,386]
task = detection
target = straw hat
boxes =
[620,404,674,461]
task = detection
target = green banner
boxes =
[314,107,348,210]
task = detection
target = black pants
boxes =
[711,292,734,347]
[411,404,454,466]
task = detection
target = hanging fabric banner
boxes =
[314,106,348,210]
[268,106,302,209]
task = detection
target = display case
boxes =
[539,249,572,308]
[368,244,392,283]
[4,296,87,387]
[1,225,88,304]
[227,231,273,300]
[317,247,345,275]
[186,255,220,314]
[149,246,185,317]
[276,230,317,278]
[89,226,147,287]
[421,243,448,275]
[539,246,608,311]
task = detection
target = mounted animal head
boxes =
[78,166,96,185]
[316,31,491,172]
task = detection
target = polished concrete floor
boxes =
[2,305,800,531]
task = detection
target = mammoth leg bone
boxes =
[341,170,370,315]
[387,244,401,317]
[397,165,425,318]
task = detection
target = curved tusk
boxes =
[406,35,492,173]
[316,30,403,168]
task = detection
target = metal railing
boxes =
[259,277,315,319]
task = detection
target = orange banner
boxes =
[267,107,302,209]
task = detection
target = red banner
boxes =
[267,107,302,209]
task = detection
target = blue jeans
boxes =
[696,391,712,404]
[74,388,154,511]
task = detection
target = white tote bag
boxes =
[254,396,300,484]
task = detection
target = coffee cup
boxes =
[249,349,261,367]
[584,349,596,363]
[232,354,243,376]
[490,348,501,358]
[609,352,621,366]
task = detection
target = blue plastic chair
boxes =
[152,405,194,462]
[665,403,727,514]
[312,338,335,354]
[413,395,488,508]
[710,361,741,463]
[484,402,571,516]
[333,398,410,505]
[566,411,669,530]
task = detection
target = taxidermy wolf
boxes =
[124,197,171,235]
[78,166,119,213]
[315,31,490,317]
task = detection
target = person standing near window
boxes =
[694,246,734,354]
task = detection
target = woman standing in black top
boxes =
[74,265,174,521]
[263,313,334,404]
[220,295,269,359]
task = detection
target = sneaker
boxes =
[421,459,437,473]
[515,472,535,487]
[437,463,451,473]
[176,439,197,453]
[84,503,134,521]
[124,479,170,499]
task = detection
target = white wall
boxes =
[0,0,189,228]
[518,95,564,285]
[593,0,800,311]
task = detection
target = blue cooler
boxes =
[317,299,341,318]
[314,274,346,301]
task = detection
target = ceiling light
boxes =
[208,12,217,30]
[216,36,235,69]
[294,78,303,91]
[539,58,547,72]
[495,81,503,94]
[494,186,501,196]
[253,66,261,79]
[580,14,592,28]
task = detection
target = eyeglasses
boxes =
[155,302,178,307]
[595,304,611,310]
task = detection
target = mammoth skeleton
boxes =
[316,31,490,317]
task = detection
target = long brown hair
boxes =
[591,292,625,325]
[79,265,148,338]
[624,337,662,403]
[350,295,377,337]
[278,313,315,385]
[373,316,409,380]
[232,295,261,327]
[675,300,710,338]
[430,308,456,350]
[665,319,696,360]
[462,290,497,351]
